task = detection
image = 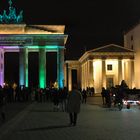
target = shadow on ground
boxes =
[20,124,71,132]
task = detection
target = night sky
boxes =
[1,0,140,85]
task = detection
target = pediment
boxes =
[88,44,134,53]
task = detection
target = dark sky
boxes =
[1,0,140,85]
[0,0,140,59]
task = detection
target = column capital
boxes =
[101,56,107,60]
[118,56,123,60]
[130,57,134,60]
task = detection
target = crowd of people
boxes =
[101,80,129,107]
[0,79,133,125]
[0,84,85,125]
[0,85,69,121]
[0,83,96,126]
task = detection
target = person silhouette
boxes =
[67,84,82,126]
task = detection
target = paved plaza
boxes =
[0,96,140,140]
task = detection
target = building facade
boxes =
[0,24,68,88]
[124,23,140,89]
[0,1,68,88]
[65,23,140,93]
[65,44,135,93]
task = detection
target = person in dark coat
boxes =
[82,89,87,104]
[67,84,82,126]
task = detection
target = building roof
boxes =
[0,24,65,34]
[87,44,134,53]
[79,44,134,62]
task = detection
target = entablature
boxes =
[79,52,135,64]
[0,34,68,46]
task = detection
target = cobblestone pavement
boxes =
[0,102,31,126]
[0,97,140,140]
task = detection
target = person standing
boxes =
[82,89,87,104]
[67,84,82,126]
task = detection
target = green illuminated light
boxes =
[28,46,39,49]
[39,48,46,88]
[28,46,59,50]
[25,67,28,87]
[39,70,45,88]
[25,48,28,87]
[46,46,58,49]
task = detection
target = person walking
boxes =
[67,84,82,126]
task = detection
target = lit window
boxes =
[107,64,112,71]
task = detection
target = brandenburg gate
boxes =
[0,0,68,88]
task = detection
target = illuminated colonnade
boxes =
[65,44,135,92]
[64,61,80,91]
[0,1,67,88]
[0,24,67,89]
[80,58,134,93]
[0,45,65,89]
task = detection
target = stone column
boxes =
[118,58,122,85]
[57,47,64,89]
[102,59,106,88]
[83,63,85,89]
[39,48,46,88]
[88,60,93,87]
[81,65,83,90]
[77,65,81,89]
[68,67,72,91]
[130,59,135,88]
[66,63,69,89]
[0,49,4,87]
[19,47,28,87]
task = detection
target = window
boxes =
[107,64,112,71]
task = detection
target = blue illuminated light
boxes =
[0,0,23,23]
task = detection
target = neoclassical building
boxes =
[65,23,140,93]
[0,24,67,88]
[0,0,68,89]
[124,23,140,89]
[65,44,134,93]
